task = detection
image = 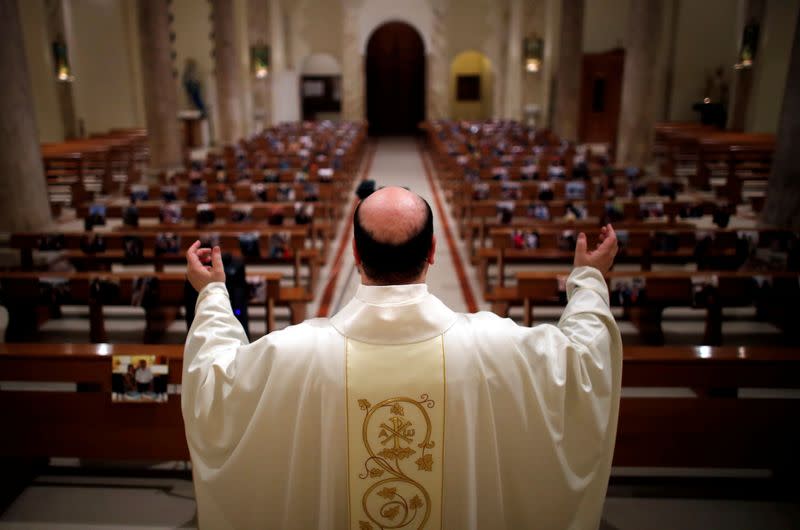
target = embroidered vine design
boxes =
[356,394,436,530]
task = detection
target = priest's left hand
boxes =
[187,240,226,292]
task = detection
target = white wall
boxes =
[668,0,739,121]
[746,0,800,133]
[17,0,64,142]
[289,0,343,71]
[66,0,143,134]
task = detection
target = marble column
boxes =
[341,0,364,121]
[616,0,664,167]
[728,0,766,131]
[137,0,182,173]
[268,0,286,73]
[487,4,507,119]
[211,0,245,144]
[522,0,547,127]
[553,0,583,140]
[0,0,52,231]
[427,0,449,120]
[44,0,77,139]
[503,0,523,120]
[248,0,270,129]
[762,10,800,229]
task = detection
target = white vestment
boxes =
[182,266,622,529]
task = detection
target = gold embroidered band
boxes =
[346,337,446,530]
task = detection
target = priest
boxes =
[183,186,621,529]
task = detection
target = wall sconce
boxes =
[524,36,543,73]
[734,20,759,70]
[52,40,73,82]
[251,43,270,79]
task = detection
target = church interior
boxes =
[1,0,799,527]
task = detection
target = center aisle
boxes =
[312,137,487,317]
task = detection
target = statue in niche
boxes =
[183,58,208,117]
[693,66,728,128]
[704,66,729,106]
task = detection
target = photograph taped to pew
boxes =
[558,230,577,251]
[565,180,586,200]
[131,276,160,308]
[640,201,665,219]
[123,235,144,260]
[130,184,149,202]
[615,229,630,252]
[277,183,296,201]
[526,202,550,221]
[538,182,554,201]
[473,182,489,200]
[195,203,215,226]
[510,229,539,250]
[111,355,169,403]
[40,277,70,304]
[496,200,515,224]
[239,232,261,258]
[38,233,65,251]
[563,202,588,220]
[501,181,521,200]
[155,232,180,256]
[159,203,182,224]
[187,178,209,203]
[231,204,253,223]
[161,185,178,202]
[294,202,314,225]
[80,232,106,254]
[247,276,267,303]
[268,231,291,258]
[691,274,719,307]
[491,166,509,181]
[251,182,268,202]
[609,276,647,307]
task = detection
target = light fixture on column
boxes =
[734,19,759,70]
[524,35,543,73]
[52,40,74,82]
[251,42,270,79]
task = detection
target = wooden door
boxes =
[366,22,426,136]
[579,49,625,146]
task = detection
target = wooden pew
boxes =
[478,226,770,292]
[615,345,800,472]
[501,270,800,345]
[2,343,798,475]
[0,270,310,343]
[9,228,319,291]
[74,201,334,261]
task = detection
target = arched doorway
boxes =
[366,22,425,135]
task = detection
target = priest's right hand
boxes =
[573,224,618,275]
[187,240,226,292]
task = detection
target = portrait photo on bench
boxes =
[111,354,169,403]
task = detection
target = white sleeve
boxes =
[511,266,623,479]
[181,282,277,467]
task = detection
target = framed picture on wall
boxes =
[457,75,481,101]
[303,80,325,97]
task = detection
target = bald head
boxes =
[358,187,428,244]
[353,186,435,284]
